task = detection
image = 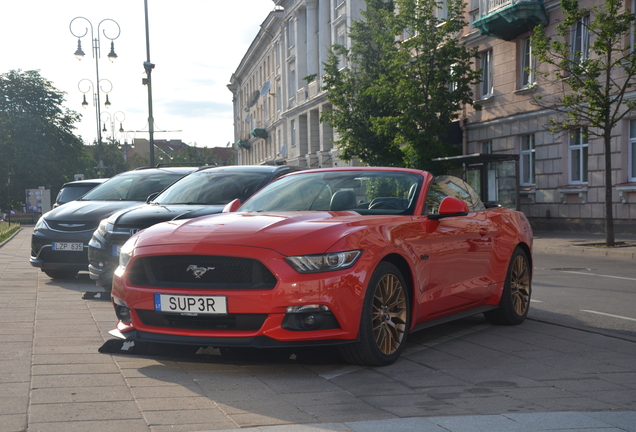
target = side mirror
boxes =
[222,198,241,213]
[428,196,469,220]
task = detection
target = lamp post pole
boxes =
[70,17,121,178]
[143,0,156,167]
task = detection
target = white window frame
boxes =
[571,14,590,65]
[520,36,535,88]
[290,119,296,147]
[629,119,636,181]
[569,128,589,184]
[480,49,493,98]
[520,134,536,186]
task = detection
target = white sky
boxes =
[1,0,276,149]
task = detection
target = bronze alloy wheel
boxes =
[372,273,408,355]
[510,254,531,316]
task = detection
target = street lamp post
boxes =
[101,111,126,143]
[70,17,121,178]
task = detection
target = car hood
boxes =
[112,204,226,228]
[135,211,374,256]
[43,200,146,223]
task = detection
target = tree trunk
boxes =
[604,131,615,247]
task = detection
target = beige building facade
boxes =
[230,0,636,233]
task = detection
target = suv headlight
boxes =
[286,250,362,274]
[97,219,114,237]
[118,236,139,270]
[34,217,49,231]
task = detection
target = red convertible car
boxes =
[110,167,533,366]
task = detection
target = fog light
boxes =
[98,261,105,268]
[115,305,131,323]
[301,313,324,329]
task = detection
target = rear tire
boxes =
[44,270,78,280]
[484,247,531,325]
[339,262,410,366]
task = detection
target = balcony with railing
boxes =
[473,0,549,40]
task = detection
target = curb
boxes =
[0,227,23,249]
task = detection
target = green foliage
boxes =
[0,222,20,242]
[0,70,95,210]
[321,0,481,172]
[531,0,636,246]
[531,0,636,134]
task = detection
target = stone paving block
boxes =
[27,418,151,432]
[350,416,465,432]
[298,402,395,424]
[31,361,120,375]
[0,413,27,432]
[0,396,27,416]
[30,385,134,404]
[28,400,143,423]
[142,408,235,428]
[280,390,360,407]
[131,384,205,399]
[32,373,127,389]
[504,411,616,430]
[229,410,318,428]
[32,353,113,365]
[578,389,636,409]
[532,396,619,411]
[203,387,281,403]
[329,369,417,397]
[586,411,636,432]
[1,382,30,398]
[136,396,220,411]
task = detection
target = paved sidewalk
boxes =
[1,228,635,432]
[533,231,636,260]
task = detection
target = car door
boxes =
[412,176,495,318]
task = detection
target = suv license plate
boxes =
[52,242,83,251]
[154,294,227,315]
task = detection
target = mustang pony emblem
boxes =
[186,265,215,278]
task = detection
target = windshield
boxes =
[80,171,185,201]
[56,185,98,204]
[154,170,270,205]
[240,170,423,215]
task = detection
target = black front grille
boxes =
[137,310,267,331]
[48,221,98,232]
[39,248,87,263]
[129,255,278,289]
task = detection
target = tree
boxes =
[531,0,636,246]
[0,70,93,210]
[321,0,482,172]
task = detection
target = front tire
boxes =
[339,262,410,366]
[484,247,531,325]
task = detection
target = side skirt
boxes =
[410,305,498,333]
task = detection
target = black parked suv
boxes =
[31,166,198,279]
[54,178,109,208]
[88,165,304,290]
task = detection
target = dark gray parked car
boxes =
[53,178,109,208]
[31,166,198,279]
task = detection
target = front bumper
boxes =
[111,243,373,347]
[30,229,93,272]
[88,230,129,287]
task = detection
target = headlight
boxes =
[285,250,362,274]
[97,219,114,237]
[118,236,139,270]
[34,217,49,231]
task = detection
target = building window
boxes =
[437,0,449,20]
[291,119,296,147]
[571,14,590,65]
[630,119,636,181]
[469,0,480,30]
[276,82,282,111]
[482,140,492,154]
[569,128,588,184]
[520,36,535,88]
[286,19,295,50]
[520,134,536,186]
[480,49,493,98]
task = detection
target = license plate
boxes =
[52,242,84,251]
[154,294,227,315]
[112,245,120,256]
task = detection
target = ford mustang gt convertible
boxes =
[110,167,533,366]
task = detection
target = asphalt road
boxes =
[531,253,636,342]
